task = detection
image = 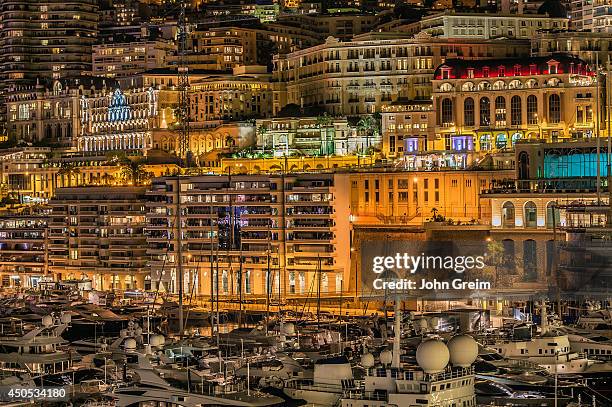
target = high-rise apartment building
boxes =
[0,0,99,85]
[0,209,50,288]
[0,0,98,131]
[48,186,148,291]
[146,173,351,300]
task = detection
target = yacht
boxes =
[0,313,75,379]
[342,335,478,407]
[283,355,357,406]
[106,352,285,406]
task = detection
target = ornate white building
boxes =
[77,86,159,153]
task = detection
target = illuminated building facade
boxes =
[349,169,512,225]
[48,186,148,290]
[0,0,98,85]
[0,209,49,288]
[432,55,597,158]
[93,40,174,79]
[5,78,110,146]
[146,173,351,299]
[272,33,529,116]
[381,100,435,161]
[255,116,377,157]
[531,31,612,67]
[77,86,160,153]
[419,11,569,39]
[188,66,274,122]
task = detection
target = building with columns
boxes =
[431,55,597,157]
[5,78,112,146]
[77,86,160,153]
[272,32,529,116]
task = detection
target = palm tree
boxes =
[357,115,377,153]
[120,157,150,185]
[316,113,333,155]
[57,162,81,187]
[257,124,269,151]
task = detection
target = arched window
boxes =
[477,81,491,90]
[502,239,516,273]
[480,97,491,126]
[245,271,251,294]
[461,82,475,91]
[518,151,530,179]
[527,95,538,125]
[496,133,508,149]
[440,83,454,92]
[546,202,560,228]
[511,132,522,146]
[441,98,453,124]
[511,96,522,126]
[524,201,537,228]
[546,240,555,275]
[502,201,515,228]
[495,96,506,126]
[493,80,506,90]
[549,94,561,123]
[523,239,537,281]
[222,270,229,293]
[464,98,475,126]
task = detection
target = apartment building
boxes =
[48,186,148,291]
[93,40,174,79]
[531,31,612,67]
[0,0,98,86]
[432,55,597,155]
[189,66,274,122]
[571,0,612,33]
[419,11,569,39]
[145,173,351,300]
[0,209,50,288]
[272,32,529,116]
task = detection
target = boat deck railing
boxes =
[284,379,348,392]
[343,390,387,401]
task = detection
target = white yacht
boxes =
[106,352,285,407]
[283,355,357,406]
[342,335,477,407]
[0,313,74,378]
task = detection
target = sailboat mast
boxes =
[317,255,321,329]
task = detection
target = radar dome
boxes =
[447,335,478,367]
[42,315,53,327]
[380,350,393,365]
[428,317,439,330]
[360,353,375,368]
[124,338,137,350]
[416,339,449,373]
[60,313,71,324]
[417,319,428,331]
[150,334,165,347]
